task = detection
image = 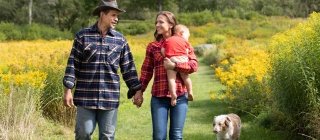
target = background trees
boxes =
[0,0,319,34]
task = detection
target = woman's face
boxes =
[155,15,173,35]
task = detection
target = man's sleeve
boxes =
[120,42,142,94]
[63,35,82,89]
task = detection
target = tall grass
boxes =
[0,85,42,140]
[41,68,76,126]
[270,12,320,138]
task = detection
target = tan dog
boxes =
[213,113,241,140]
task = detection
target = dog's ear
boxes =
[225,116,231,127]
[226,116,231,122]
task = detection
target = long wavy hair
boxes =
[154,11,177,41]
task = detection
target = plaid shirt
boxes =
[63,23,141,110]
[140,40,198,97]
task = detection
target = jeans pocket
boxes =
[177,93,188,103]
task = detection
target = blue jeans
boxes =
[151,94,188,140]
[75,107,118,140]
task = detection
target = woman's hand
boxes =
[163,57,176,70]
[133,90,143,108]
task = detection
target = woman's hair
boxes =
[154,11,177,41]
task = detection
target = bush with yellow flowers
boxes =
[214,41,271,115]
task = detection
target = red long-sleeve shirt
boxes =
[140,40,198,97]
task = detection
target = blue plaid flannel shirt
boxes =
[63,23,141,110]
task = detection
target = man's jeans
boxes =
[151,94,188,140]
[75,107,118,140]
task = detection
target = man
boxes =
[63,0,143,139]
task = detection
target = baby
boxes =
[162,24,193,106]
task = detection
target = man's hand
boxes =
[163,57,176,70]
[63,88,74,107]
[133,90,143,108]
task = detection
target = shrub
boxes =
[0,32,7,41]
[270,12,320,138]
[222,9,239,18]
[194,44,216,57]
[116,21,153,35]
[202,46,226,66]
[229,77,270,115]
[206,34,226,44]
[22,23,72,40]
[0,22,72,40]
[192,10,214,26]
[243,11,264,20]
[0,22,23,40]
[212,11,223,23]
[178,10,214,26]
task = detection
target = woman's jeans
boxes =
[151,94,188,140]
[75,107,118,140]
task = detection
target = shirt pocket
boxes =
[105,45,122,66]
[83,44,97,62]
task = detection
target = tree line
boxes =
[0,0,319,33]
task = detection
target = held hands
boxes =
[63,88,74,107]
[163,57,176,70]
[133,90,143,108]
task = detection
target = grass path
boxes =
[116,60,225,140]
[183,60,227,139]
[57,60,303,139]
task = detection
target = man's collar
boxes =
[92,22,116,37]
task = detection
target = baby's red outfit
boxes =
[163,35,191,58]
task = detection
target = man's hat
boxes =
[92,0,125,16]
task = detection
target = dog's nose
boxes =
[213,130,218,134]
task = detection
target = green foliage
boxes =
[0,22,72,40]
[212,11,224,23]
[0,0,319,33]
[270,13,320,138]
[22,23,73,40]
[230,77,270,115]
[242,11,264,20]
[121,0,178,20]
[177,10,214,26]
[116,20,153,35]
[222,9,239,18]
[0,22,23,40]
[194,44,216,57]
[202,46,226,66]
[206,34,226,44]
[41,68,76,126]
[0,32,7,41]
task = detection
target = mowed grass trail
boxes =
[116,59,226,140]
[94,59,304,140]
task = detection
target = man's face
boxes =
[101,9,120,29]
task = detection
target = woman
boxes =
[138,11,198,140]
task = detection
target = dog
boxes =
[213,113,241,140]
